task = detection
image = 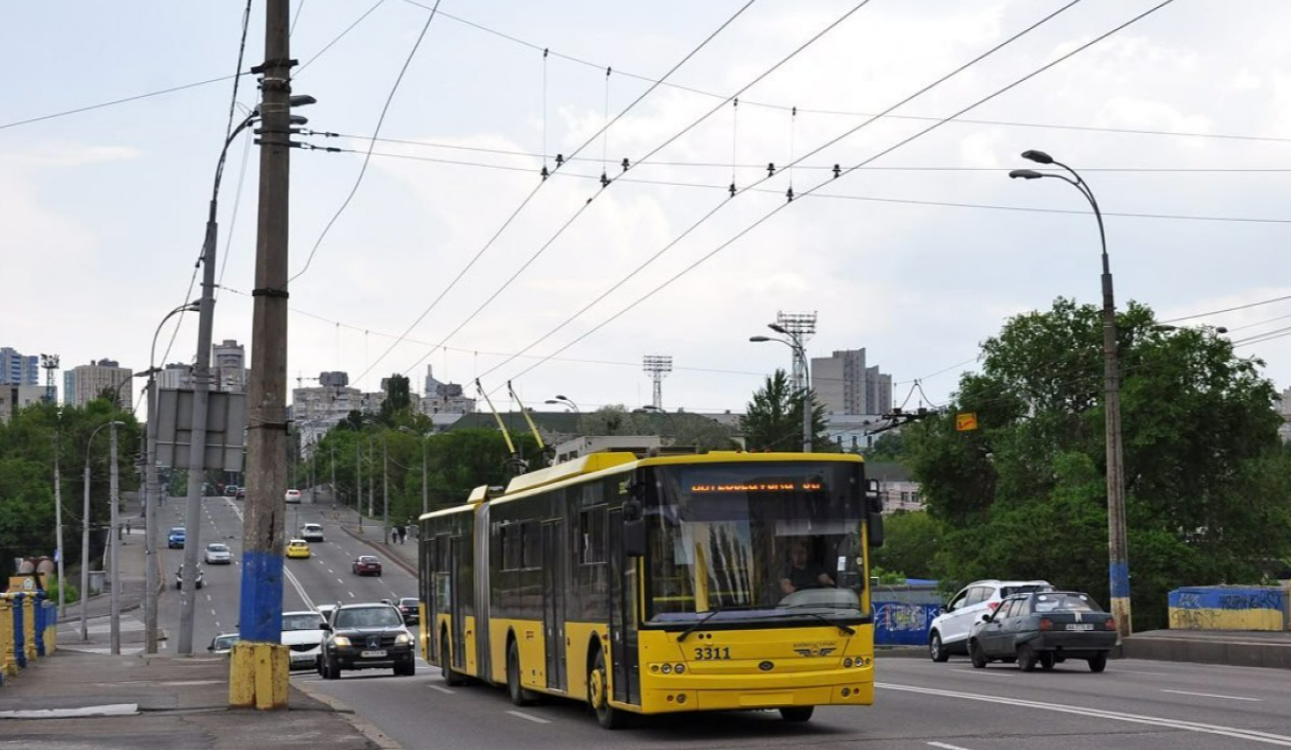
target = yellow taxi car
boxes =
[286,539,312,559]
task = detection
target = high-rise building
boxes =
[0,384,50,422]
[212,339,249,393]
[0,347,40,386]
[65,359,133,409]
[419,365,475,415]
[156,362,193,390]
[810,348,891,416]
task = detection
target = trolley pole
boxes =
[231,0,292,709]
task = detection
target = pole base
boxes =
[229,642,290,709]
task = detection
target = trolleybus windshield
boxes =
[645,461,867,626]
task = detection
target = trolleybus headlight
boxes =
[661,663,672,674]
[844,657,853,668]
[674,664,685,674]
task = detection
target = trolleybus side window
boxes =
[579,506,607,565]
[522,520,541,569]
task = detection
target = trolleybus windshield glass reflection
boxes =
[646,462,867,624]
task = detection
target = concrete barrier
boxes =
[1167,586,1287,632]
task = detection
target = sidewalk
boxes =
[0,649,387,749]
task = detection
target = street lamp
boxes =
[80,419,123,644]
[632,405,679,442]
[399,426,431,516]
[1011,148,1131,639]
[547,395,580,414]
[749,328,812,452]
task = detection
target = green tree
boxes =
[906,298,1291,629]
[871,511,944,580]
[580,405,650,436]
[740,369,828,451]
[865,432,907,463]
[380,374,412,424]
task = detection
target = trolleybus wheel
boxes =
[507,640,538,706]
[780,706,814,723]
[588,648,628,729]
[441,635,464,687]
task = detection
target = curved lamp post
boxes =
[1011,149,1129,639]
[750,328,812,452]
[80,420,123,643]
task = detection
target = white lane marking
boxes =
[1162,689,1263,702]
[210,609,217,616]
[1115,669,1173,676]
[337,578,343,584]
[506,710,550,725]
[215,621,221,628]
[206,594,212,602]
[878,683,1291,746]
[428,684,455,694]
[327,569,334,574]
[928,743,976,750]
[347,591,355,598]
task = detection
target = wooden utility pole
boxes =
[231,0,292,710]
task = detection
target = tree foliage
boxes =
[905,298,1291,629]
[740,369,829,451]
[0,399,141,580]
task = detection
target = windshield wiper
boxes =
[787,611,856,636]
[676,605,757,642]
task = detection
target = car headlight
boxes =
[395,633,413,646]
[332,636,351,648]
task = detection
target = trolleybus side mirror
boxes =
[622,496,646,557]
[866,478,884,548]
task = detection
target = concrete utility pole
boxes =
[382,436,389,545]
[81,461,90,642]
[367,438,375,518]
[53,428,65,620]
[178,194,221,657]
[355,437,362,526]
[144,379,161,653]
[109,422,121,655]
[232,0,292,709]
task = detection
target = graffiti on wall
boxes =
[873,602,941,646]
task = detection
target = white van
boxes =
[301,523,324,542]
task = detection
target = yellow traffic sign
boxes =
[956,412,979,432]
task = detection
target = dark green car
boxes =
[967,591,1118,672]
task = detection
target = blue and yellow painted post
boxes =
[33,593,46,657]
[42,599,57,655]
[0,598,15,678]
[11,595,27,669]
[20,594,36,664]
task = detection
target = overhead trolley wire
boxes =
[352,0,762,386]
[316,145,1291,225]
[491,0,1182,392]
[473,0,1090,387]
[289,0,442,284]
[399,0,1291,149]
[394,0,869,381]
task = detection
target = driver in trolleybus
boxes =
[779,539,836,595]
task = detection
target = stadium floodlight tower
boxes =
[775,311,817,392]
[40,354,60,403]
[642,355,673,411]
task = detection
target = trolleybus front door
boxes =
[451,535,467,670]
[542,520,567,690]
[607,508,640,705]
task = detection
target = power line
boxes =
[493,0,1181,393]
[291,0,307,36]
[1159,293,1291,324]
[289,0,442,284]
[355,0,764,386]
[1221,310,1291,334]
[318,145,1291,225]
[0,75,242,132]
[326,133,1291,173]
[296,0,387,75]
[402,0,1291,149]
[398,0,870,380]
[473,0,1090,388]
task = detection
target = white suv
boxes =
[300,523,324,542]
[928,579,1053,662]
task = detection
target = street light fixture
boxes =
[749,330,812,452]
[1010,148,1130,639]
[80,419,123,645]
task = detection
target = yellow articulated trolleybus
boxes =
[417,450,884,728]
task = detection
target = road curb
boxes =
[339,525,417,577]
[294,681,405,750]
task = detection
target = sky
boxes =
[3,0,1289,418]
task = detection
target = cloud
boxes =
[5,142,141,167]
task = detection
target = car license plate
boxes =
[1066,623,1094,631]
[361,649,387,658]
